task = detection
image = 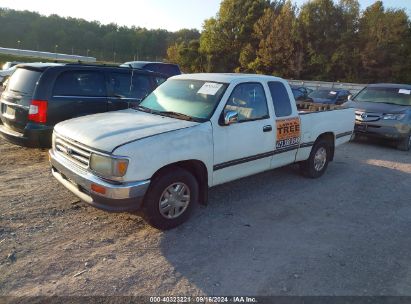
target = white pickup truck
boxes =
[49,74,355,230]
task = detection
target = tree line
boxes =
[1,1,410,83]
[168,0,411,83]
[0,8,200,63]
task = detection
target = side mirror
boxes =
[224,111,238,125]
[348,95,352,101]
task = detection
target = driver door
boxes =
[212,82,275,185]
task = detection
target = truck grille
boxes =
[55,135,91,169]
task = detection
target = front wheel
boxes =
[350,132,359,142]
[142,167,198,230]
[397,134,411,151]
[300,139,331,178]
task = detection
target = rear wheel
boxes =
[300,139,331,178]
[397,134,411,151]
[142,167,198,230]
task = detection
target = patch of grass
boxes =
[0,54,62,68]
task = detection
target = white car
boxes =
[2,61,22,70]
[49,73,355,230]
[0,66,17,84]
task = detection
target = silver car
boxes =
[345,83,411,151]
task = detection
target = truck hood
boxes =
[54,109,199,153]
[344,100,411,114]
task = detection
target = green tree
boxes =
[251,1,301,78]
[200,0,270,72]
[329,0,361,82]
[0,7,196,63]
[172,29,201,44]
[167,40,205,72]
[298,0,345,80]
[358,1,411,82]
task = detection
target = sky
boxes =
[0,0,410,31]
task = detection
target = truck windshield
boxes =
[138,79,228,121]
[353,87,411,106]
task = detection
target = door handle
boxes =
[263,125,272,132]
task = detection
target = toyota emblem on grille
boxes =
[361,113,368,119]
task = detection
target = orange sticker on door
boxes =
[276,117,301,149]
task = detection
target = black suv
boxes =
[122,61,181,77]
[0,63,167,147]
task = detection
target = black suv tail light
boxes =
[28,100,48,123]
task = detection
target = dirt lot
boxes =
[0,136,411,296]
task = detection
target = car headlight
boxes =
[89,153,129,178]
[382,114,406,120]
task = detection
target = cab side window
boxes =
[268,81,292,117]
[223,83,269,122]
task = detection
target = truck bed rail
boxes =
[298,102,344,114]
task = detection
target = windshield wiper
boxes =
[135,107,201,121]
[157,111,199,121]
[356,100,407,106]
[378,101,408,106]
[135,105,153,113]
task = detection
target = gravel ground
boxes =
[0,136,411,296]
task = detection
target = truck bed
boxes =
[294,102,355,162]
[297,102,344,114]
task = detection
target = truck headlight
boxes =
[89,153,129,178]
[52,132,56,149]
[382,114,406,120]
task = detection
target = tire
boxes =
[142,167,198,230]
[350,132,359,142]
[397,134,411,151]
[300,139,331,178]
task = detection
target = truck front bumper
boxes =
[49,149,150,212]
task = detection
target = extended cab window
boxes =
[224,83,269,122]
[268,82,292,117]
[53,71,106,97]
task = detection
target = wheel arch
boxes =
[315,132,335,161]
[150,160,209,205]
